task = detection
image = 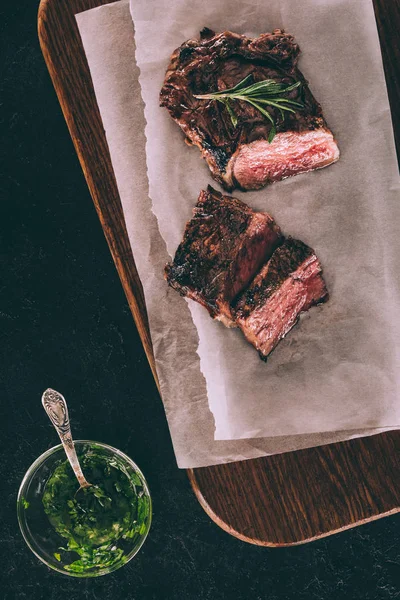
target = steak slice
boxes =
[164,186,283,325]
[233,238,329,359]
[160,28,339,192]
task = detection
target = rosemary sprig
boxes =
[194,75,304,143]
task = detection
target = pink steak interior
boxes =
[231,129,340,190]
[235,255,328,358]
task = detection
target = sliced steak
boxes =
[233,238,329,359]
[164,186,283,325]
[160,28,339,191]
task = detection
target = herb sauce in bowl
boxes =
[18,441,151,576]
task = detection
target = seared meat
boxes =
[164,186,282,325]
[160,28,339,191]
[233,238,329,359]
[166,189,329,359]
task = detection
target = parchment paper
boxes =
[129,0,400,440]
[76,1,395,467]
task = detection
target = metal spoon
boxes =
[41,388,92,490]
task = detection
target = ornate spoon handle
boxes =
[41,388,91,489]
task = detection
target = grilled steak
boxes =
[164,186,282,325]
[233,238,329,359]
[160,28,339,191]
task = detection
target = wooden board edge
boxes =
[37,0,160,389]
[187,468,400,547]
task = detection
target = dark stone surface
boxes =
[1,2,399,599]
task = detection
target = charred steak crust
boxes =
[165,190,329,360]
[160,29,339,191]
[164,186,282,322]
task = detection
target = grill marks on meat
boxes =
[161,31,332,357]
[165,188,328,359]
[233,239,329,359]
[160,29,339,191]
[164,186,282,325]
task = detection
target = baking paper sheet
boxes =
[76,1,396,467]
[129,0,400,440]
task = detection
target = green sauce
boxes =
[42,448,150,573]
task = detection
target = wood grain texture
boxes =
[38,0,159,388]
[38,0,400,546]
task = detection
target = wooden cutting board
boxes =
[38,0,400,545]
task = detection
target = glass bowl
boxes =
[17,440,152,577]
